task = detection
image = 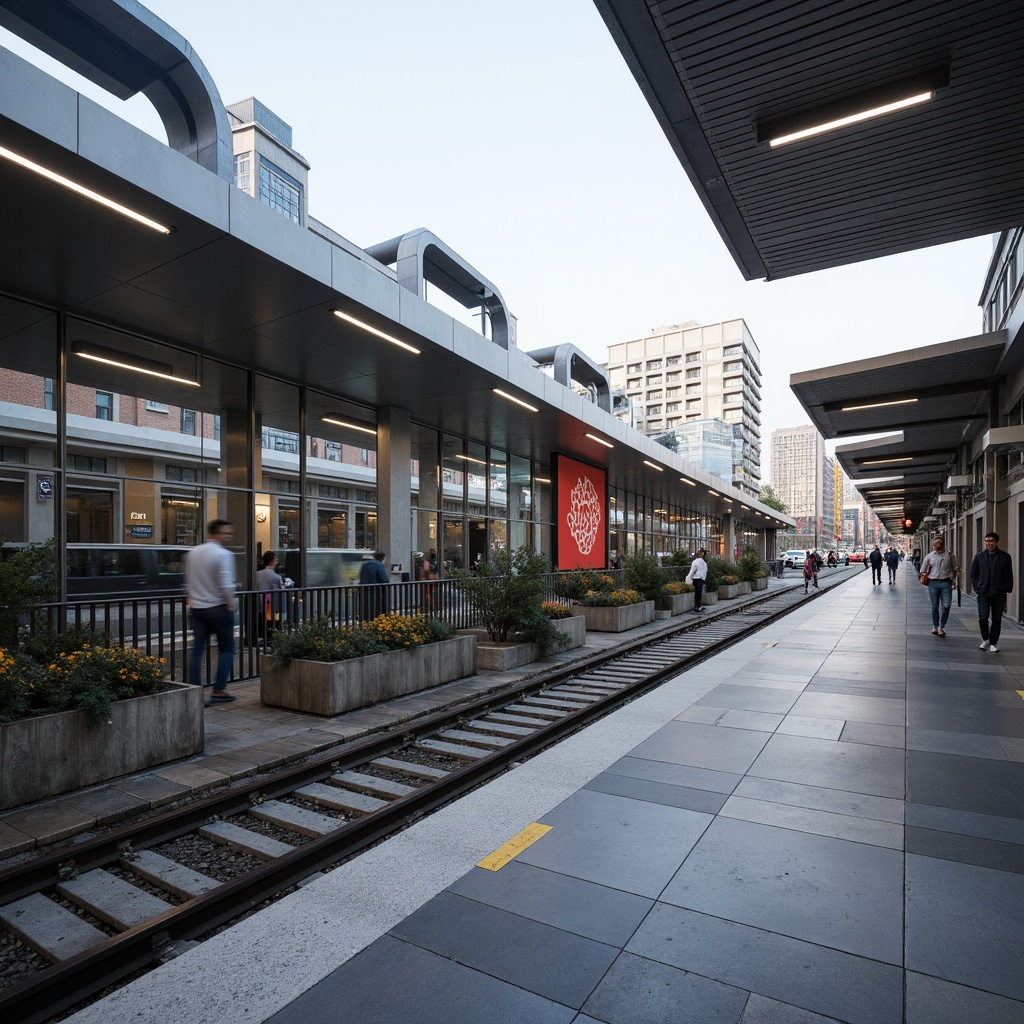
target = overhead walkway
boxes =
[62,562,1024,1023]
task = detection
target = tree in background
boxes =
[758,484,788,514]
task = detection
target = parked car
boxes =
[783,549,806,569]
[849,549,867,563]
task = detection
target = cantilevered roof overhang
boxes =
[594,0,1024,280]
[790,332,1006,530]
[0,39,791,531]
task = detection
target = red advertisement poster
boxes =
[555,454,607,569]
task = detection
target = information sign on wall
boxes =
[554,454,607,569]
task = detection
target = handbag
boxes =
[919,572,929,585]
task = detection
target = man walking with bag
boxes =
[970,532,1013,654]
[919,536,958,637]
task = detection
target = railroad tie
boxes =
[198,820,295,859]
[250,800,345,838]
[471,717,535,738]
[369,757,448,780]
[414,738,486,760]
[57,868,173,931]
[330,771,417,799]
[123,850,218,900]
[294,782,390,814]
[435,728,516,750]
[0,892,107,963]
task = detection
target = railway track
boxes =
[0,570,855,1023]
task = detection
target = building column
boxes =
[377,406,412,581]
[723,512,736,562]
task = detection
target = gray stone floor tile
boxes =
[906,801,1024,845]
[906,825,1024,874]
[391,891,617,1007]
[659,817,903,962]
[907,727,1010,759]
[113,775,189,806]
[907,750,1024,818]
[905,970,1024,1024]
[678,705,785,732]
[905,853,1024,1002]
[909,680,1022,700]
[719,795,904,849]
[789,691,905,726]
[630,721,771,775]
[775,715,845,740]
[61,786,150,825]
[805,682,906,700]
[733,776,904,823]
[448,861,653,948]
[266,934,576,1024]
[605,755,742,795]
[581,951,748,1024]
[585,771,730,814]
[909,699,1024,738]
[519,789,712,897]
[749,733,906,799]
[839,722,906,748]
[626,905,902,1024]
[739,993,843,1023]
[696,684,801,715]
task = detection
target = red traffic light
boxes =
[902,518,913,530]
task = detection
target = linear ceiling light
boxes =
[585,433,613,448]
[455,454,487,465]
[330,310,421,354]
[759,67,949,148]
[680,478,696,486]
[322,416,377,436]
[841,398,918,412]
[0,144,173,233]
[72,342,199,386]
[492,388,538,412]
[642,460,664,471]
[534,477,551,484]
[708,489,720,497]
[863,456,913,465]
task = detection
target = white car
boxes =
[784,549,806,569]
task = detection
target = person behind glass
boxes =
[685,548,708,613]
[884,544,900,585]
[416,554,437,612]
[970,532,1013,654]
[868,544,883,585]
[185,519,237,702]
[255,550,285,649]
[920,536,958,637]
[358,550,389,621]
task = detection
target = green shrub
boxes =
[704,556,733,591]
[272,613,456,664]
[578,588,645,607]
[737,545,764,583]
[553,569,614,601]
[623,551,670,606]
[0,539,57,648]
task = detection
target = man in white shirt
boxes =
[686,548,709,613]
[185,519,237,702]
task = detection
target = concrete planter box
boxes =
[0,682,203,811]
[718,583,742,599]
[260,635,476,716]
[738,581,752,595]
[752,577,768,591]
[574,601,655,632]
[659,593,692,614]
[468,616,587,671]
[702,591,719,606]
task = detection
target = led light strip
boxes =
[322,416,377,435]
[0,144,172,233]
[331,310,421,354]
[769,92,934,147]
[492,388,539,412]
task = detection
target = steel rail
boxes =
[0,572,854,1024]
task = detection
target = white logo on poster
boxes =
[566,476,601,554]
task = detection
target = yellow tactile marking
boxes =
[1016,690,1024,702]
[477,823,553,872]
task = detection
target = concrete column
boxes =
[723,512,736,562]
[377,406,412,581]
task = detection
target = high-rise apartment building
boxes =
[771,425,835,548]
[605,319,762,498]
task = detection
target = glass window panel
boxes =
[256,375,300,495]
[442,435,466,513]
[411,423,439,511]
[465,441,487,513]
[489,449,507,517]
[508,455,531,520]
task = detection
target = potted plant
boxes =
[738,545,767,591]
[663,580,695,614]
[623,551,674,618]
[718,572,743,599]
[574,586,654,632]
[261,614,474,716]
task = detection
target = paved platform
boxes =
[58,560,1024,1024]
[0,571,821,858]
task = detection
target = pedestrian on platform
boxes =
[919,536,958,637]
[970,532,1013,654]
[884,545,900,585]
[868,544,883,585]
[255,550,285,649]
[185,519,237,702]
[358,550,389,621]
[686,548,708,613]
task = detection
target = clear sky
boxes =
[0,0,993,481]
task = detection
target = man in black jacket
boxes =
[970,532,1013,654]
[868,544,884,585]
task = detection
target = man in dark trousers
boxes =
[358,550,389,621]
[868,544,884,585]
[884,545,900,585]
[970,532,1013,654]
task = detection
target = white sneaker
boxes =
[989,645,998,654]
[979,640,989,650]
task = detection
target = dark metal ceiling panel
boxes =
[595,0,1024,279]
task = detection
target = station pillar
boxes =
[377,406,412,580]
